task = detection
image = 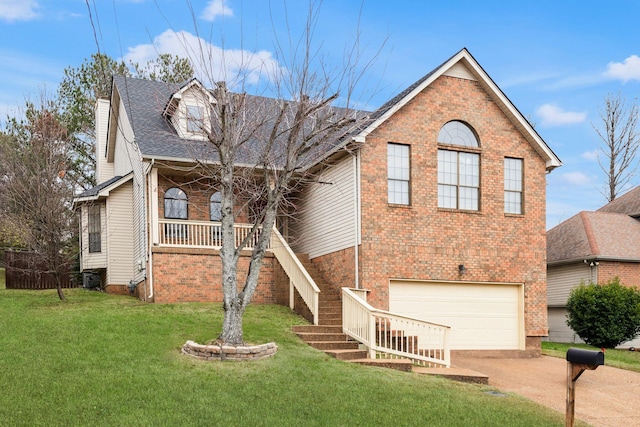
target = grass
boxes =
[542,341,640,372]
[0,288,572,426]
[0,268,4,289]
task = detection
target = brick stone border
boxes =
[181,340,278,361]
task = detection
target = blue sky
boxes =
[1,0,640,229]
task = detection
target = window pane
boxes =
[210,191,222,221]
[504,158,523,214]
[388,143,410,205]
[459,187,479,210]
[438,184,457,209]
[505,191,522,214]
[164,188,187,219]
[459,152,479,187]
[437,121,479,147]
[187,105,203,132]
[438,150,458,185]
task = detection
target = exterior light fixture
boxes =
[458,264,466,275]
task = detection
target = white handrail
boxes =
[157,219,262,250]
[342,287,451,368]
[269,228,320,325]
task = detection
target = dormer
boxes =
[163,78,216,140]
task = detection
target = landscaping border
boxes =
[181,340,278,361]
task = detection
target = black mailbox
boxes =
[566,348,604,366]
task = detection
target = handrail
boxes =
[269,228,320,325]
[157,219,263,250]
[342,287,451,367]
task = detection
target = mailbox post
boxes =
[565,348,604,427]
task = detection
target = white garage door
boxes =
[389,281,523,350]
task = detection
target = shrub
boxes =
[566,277,640,348]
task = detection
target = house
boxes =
[546,186,640,346]
[74,48,561,357]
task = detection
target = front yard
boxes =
[0,287,569,426]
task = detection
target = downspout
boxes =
[146,159,155,300]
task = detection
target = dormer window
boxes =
[186,105,204,133]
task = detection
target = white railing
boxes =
[158,219,262,250]
[269,228,321,325]
[342,287,451,368]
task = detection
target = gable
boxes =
[163,79,215,140]
[356,48,561,172]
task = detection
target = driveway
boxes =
[453,354,640,427]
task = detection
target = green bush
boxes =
[566,277,640,348]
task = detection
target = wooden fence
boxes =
[4,251,75,289]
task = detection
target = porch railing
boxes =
[158,219,263,250]
[157,219,320,324]
[342,287,451,367]
[269,228,320,325]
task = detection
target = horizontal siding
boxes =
[106,182,135,286]
[546,307,583,343]
[547,263,592,306]
[291,156,355,258]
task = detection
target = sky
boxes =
[1,0,640,229]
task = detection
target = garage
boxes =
[389,280,524,350]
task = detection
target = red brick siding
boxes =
[151,247,275,304]
[598,261,640,287]
[310,247,357,293]
[352,75,548,340]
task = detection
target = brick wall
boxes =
[152,247,276,304]
[598,261,640,287]
[311,75,549,349]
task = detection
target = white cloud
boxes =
[581,150,599,161]
[560,171,592,186]
[201,0,233,22]
[123,30,284,86]
[0,0,39,22]
[604,55,640,83]
[536,103,587,127]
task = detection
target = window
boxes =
[186,105,204,133]
[164,187,188,238]
[210,192,222,221]
[388,143,410,205]
[437,121,480,210]
[88,204,101,253]
[504,158,523,214]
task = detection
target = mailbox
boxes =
[566,348,605,367]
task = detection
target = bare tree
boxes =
[594,93,640,202]
[177,2,376,345]
[0,98,77,300]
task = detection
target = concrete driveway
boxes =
[453,354,640,427]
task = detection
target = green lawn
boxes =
[0,288,571,426]
[0,268,5,289]
[542,341,640,372]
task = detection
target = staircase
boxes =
[291,254,412,372]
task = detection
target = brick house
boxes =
[75,48,561,356]
[547,186,640,347]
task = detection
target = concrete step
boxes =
[325,349,369,360]
[308,341,360,351]
[292,325,342,334]
[318,317,343,326]
[348,358,413,372]
[295,332,348,342]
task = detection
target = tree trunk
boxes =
[218,297,245,345]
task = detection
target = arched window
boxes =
[210,191,222,221]
[437,121,480,211]
[164,187,187,219]
[437,120,479,147]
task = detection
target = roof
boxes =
[597,185,640,217]
[74,173,133,203]
[355,48,562,172]
[111,75,366,168]
[547,211,640,264]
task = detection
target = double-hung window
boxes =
[186,105,204,133]
[504,157,523,214]
[88,204,101,253]
[388,143,410,205]
[437,121,480,211]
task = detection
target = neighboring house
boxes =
[547,187,640,346]
[74,48,561,355]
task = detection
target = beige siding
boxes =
[105,182,135,286]
[80,203,107,270]
[291,155,356,259]
[112,98,147,283]
[547,263,594,307]
[95,99,114,182]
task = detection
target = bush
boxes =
[566,277,640,348]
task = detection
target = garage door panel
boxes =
[389,281,522,350]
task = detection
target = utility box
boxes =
[566,348,604,367]
[82,271,101,289]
